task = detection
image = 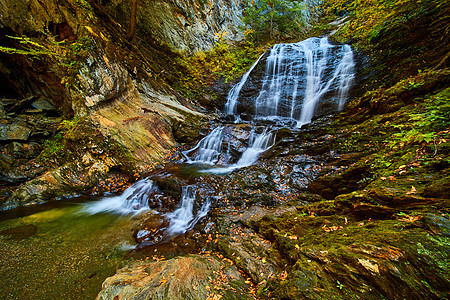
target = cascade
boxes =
[205,128,275,174]
[86,36,354,241]
[166,185,210,235]
[225,54,265,115]
[235,128,275,168]
[84,178,155,215]
[225,37,355,125]
[183,126,225,164]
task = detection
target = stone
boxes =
[96,255,251,300]
[0,121,32,141]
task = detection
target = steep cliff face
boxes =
[104,0,244,54]
[0,0,237,209]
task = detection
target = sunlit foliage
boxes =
[241,0,305,41]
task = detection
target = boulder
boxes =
[96,255,252,300]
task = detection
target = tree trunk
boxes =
[127,0,138,41]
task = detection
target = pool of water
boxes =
[0,200,138,300]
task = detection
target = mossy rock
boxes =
[308,165,371,200]
[422,175,450,199]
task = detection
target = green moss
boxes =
[37,116,138,175]
[254,204,449,299]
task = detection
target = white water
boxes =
[83,177,154,215]
[205,129,275,174]
[183,126,224,165]
[166,185,210,235]
[227,37,355,125]
[337,44,355,111]
[86,37,354,239]
[225,53,265,115]
[85,180,210,239]
[184,37,354,172]
[235,128,275,167]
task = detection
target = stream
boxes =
[0,37,355,299]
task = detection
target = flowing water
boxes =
[225,37,355,125]
[165,185,210,235]
[98,36,355,240]
[0,36,355,299]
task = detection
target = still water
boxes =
[0,200,138,300]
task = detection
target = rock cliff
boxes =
[103,0,245,54]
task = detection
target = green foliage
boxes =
[74,0,95,19]
[37,117,83,164]
[175,37,266,93]
[242,0,305,41]
[0,33,91,89]
[325,0,447,45]
[0,36,60,57]
[388,88,450,149]
[325,0,449,83]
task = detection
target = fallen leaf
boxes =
[406,186,417,195]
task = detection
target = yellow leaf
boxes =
[406,186,417,195]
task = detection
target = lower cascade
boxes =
[165,185,210,235]
[86,36,355,242]
[84,178,156,215]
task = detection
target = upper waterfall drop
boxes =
[225,37,355,125]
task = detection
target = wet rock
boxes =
[351,203,395,220]
[254,208,450,300]
[126,0,244,54]
[217,222,280,285]
[420,213,450,237]
[133,213,170,244]
[26,99,58,116]
[4,142,42,160]
[0,224,37,240]
[6,96,38,114]
[96,255,251,300]
[1,156,121,209]
[422,175,450,199]
[153,176,185,200]
[172,115,208,144]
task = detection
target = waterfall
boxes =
[84,36,355,241]
[228,37,355,125]
[225,53,265,115]
[234,129,275,168]
[166,185,210,235]
[183,127,224,164]
[206,129,275,174]
[83,178,154,215]
[337,44,355,111]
